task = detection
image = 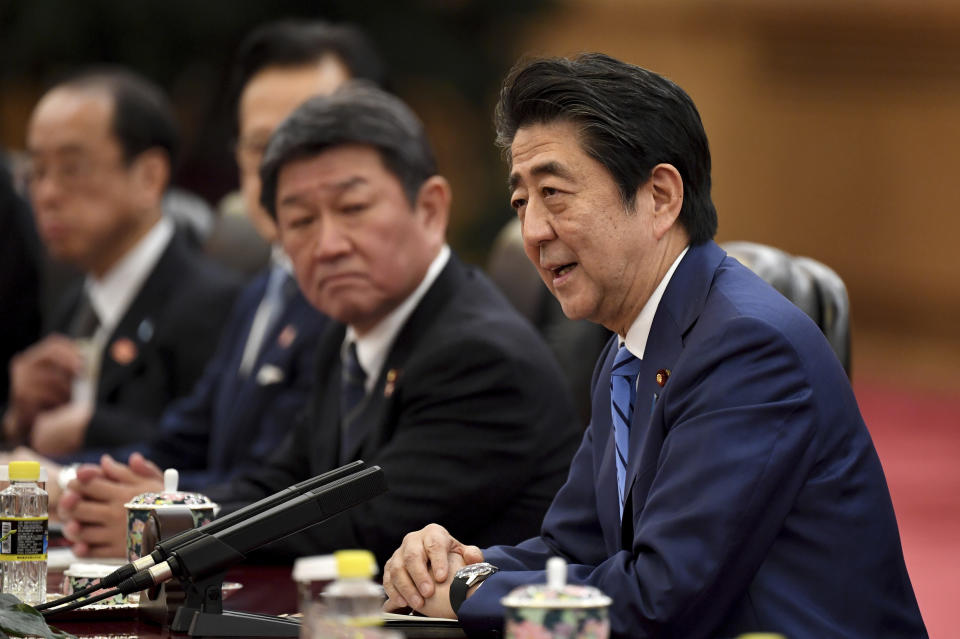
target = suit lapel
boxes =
[97,235,186,399]
[619,241,727,546]
[337,257,465,464]
[310,323,347,472]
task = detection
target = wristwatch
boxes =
[449,562,499,615]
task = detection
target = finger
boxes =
[100,454,139,483]
[460,544,485,565]
[66,499,117,525]
[62,519,82,543]
[68,476,134,503]
[57,489,81,518]
[399,531,449,601]
[381,567,409,610]
[382,597,410,613]
[74,464,106,483]
[423,529,454,584]
[128,452,163,479]
[34,335,84,372]
[387,550,424,610]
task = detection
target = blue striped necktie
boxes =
[610,344,642,519]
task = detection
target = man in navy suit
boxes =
[383,54,927,638]
[52,21,387,555]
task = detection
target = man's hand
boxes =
[5,335,83,441]
[382,523,484,615]
[30,401,93,456]
[59,453,163,558]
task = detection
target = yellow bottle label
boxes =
[0,517,48,561]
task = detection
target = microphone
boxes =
[116,465,387,596]
[38,460,367,612]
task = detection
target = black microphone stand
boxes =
[142,466,387,637]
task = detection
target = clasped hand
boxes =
[382,523,484,619]
[59,452,164,557]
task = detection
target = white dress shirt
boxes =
[342,244,451,393]
[75,217,174,401]
[620,246,689,357]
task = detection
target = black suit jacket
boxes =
[207,255,582,565]
[50,232,240,447]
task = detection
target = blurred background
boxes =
[1,0,957,635]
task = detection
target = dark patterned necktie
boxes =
[610,344,642,519]
[340,341,367,420]
[68,292,100,338]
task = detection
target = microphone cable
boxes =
[41,586,125,617]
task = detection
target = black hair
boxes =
[259,83,435,217]
[495,53,717,243]
[60,68,179,170]
[228,19,386,117]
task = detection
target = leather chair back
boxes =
[722,241,851,377]
[487,218,610,425]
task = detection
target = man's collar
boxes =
[86,217,174,334]
[343,244,451,391]
[269,243,293,275]
[621,246,689,359]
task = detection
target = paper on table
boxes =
[382,611,461,623]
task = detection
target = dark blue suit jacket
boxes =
[461,241,926,639]
[86,268,326,490]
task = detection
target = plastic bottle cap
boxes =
[292,554,338,582]
[8,461,41,482]
[334,549,378,578]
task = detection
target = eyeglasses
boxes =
[26,153,127,192]
[235,135,271,173]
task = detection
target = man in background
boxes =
[55,21,388,552]
[0,157,42,407]
[3,69,239,456]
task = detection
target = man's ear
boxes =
[414,175,451,242]
[647,163,684,240]
[129,148,171,208]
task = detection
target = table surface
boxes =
[47,564,299,638]
[45,564,465,638]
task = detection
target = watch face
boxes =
[457,562,496,579]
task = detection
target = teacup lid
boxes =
[123,468,217,510]
[500,557,612,609]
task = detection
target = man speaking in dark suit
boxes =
[3,70,239,455]
[383,54,927,638]
[192,84,582,565]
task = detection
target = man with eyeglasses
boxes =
[2,69,239,459]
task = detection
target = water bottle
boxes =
[0,461,48,605]
[321,549,385,628]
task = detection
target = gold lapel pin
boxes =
[656,368,670,387]
[384,369,400,397]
